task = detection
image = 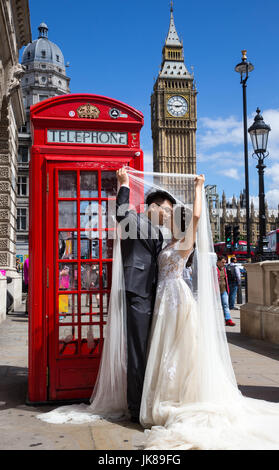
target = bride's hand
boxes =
[195,174,205,187]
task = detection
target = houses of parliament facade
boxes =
[209,191,279,244]
[151,5,278,244]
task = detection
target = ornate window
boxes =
[17,208,28,231]
[18,146,29,163]
[39,94,48,102]
[17,176,28,196]
[19,122,28,133]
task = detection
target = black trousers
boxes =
[126,291,154,418]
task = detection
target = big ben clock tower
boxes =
[151,4,197,174]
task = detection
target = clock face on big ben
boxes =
[167,95,188,117]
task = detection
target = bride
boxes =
[38,169,279,450]
[139,174,205,429]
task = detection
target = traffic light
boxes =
[233,225,240,246]
[225,225,232,245]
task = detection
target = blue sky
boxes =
[25,0,279,208]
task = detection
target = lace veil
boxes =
[122,168,238,406]
[37,168,239,424]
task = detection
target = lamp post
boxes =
[235,50,254,261]
[248,108,271,258]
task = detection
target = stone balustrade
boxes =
[240,261,279,344]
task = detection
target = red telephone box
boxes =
[28,94,143,403]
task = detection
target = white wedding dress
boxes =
[140,242,199,427]
[139,241,279,450]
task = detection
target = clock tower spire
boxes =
[151,5,197,174]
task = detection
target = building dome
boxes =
[22,23,65,68]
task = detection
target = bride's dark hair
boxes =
[173,204,192,235]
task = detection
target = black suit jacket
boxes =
[116,186,163,298]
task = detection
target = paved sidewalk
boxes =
[0,302,279,450]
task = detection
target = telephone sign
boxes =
[47,129,128,145]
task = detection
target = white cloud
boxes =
[250,196,259,210]
[265,189,279,209]
[265,162,279,208]
[197,150,245,170]
[218,168,239,180]
[266,162,279,186]
[198,108,279,209]
[250,192,279,210]
[258,109,279,160]
[142,109,279,210]
[198,108,279,157]
[198,115,243,150]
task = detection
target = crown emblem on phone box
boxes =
[77,103,100,119]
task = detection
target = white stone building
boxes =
[17,22,70,260]
[0,0,31,322]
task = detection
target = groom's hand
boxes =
[117,168,129,186]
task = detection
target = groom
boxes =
[116,168,175,423]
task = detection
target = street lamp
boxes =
[235,50,254,261]
[248,108,271,257]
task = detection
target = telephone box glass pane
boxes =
[102,293,108,314]
[59,201,77,228]
[59,326,78,356]
[59,263,78,290]
[101,171,117,197]
[58,232,77,259]
[102,263,112,290]
[81,325,101,356]
[101,201,109,228]
[102,233,113,259]
[55,169,118,362]
[80,232,99,259]
[81,263,100,290]
[80,293,100,320]
[80,201,99,229]
[101,200,116,230]
[59,171,77,198]
[58,294,78,322]
[80,172,98,198]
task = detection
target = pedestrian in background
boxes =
[23,257,29,316]
[216,254,235,327]
[227,256,241,310]
[16,257,21,273]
